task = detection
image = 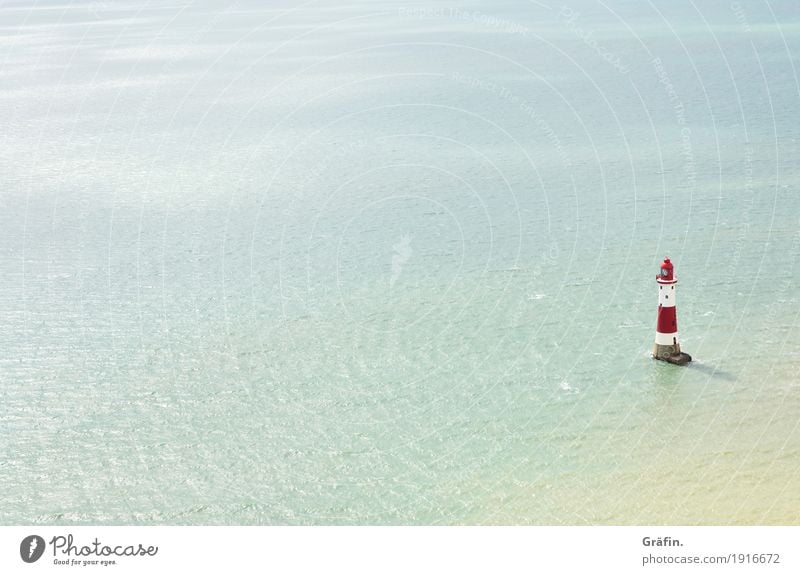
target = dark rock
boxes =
[658,352,692,366]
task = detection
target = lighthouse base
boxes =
[652,343,692,366]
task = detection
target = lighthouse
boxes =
[653,257,692,365]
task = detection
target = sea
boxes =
[1,0,799,525]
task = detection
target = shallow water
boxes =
[1,0,799,524]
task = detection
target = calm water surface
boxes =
[1,0,799,524]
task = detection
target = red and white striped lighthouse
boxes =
[653,257,691,365]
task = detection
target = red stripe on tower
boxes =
[656,305,677,335]
[652,257,691,365]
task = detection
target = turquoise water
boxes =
[1,0,799,524]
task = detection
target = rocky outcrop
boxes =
[653,344,692,366]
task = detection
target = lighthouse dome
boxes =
[658,257,674,280]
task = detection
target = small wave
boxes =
[559,380,579,394]
[493,266,524,273]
